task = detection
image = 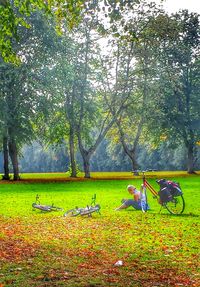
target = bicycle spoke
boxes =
[64,209,80,217]
[165,195,185,215]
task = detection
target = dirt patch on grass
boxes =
[0,171,199,184]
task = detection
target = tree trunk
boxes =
[187,143,195,174]
[130,154,139,171]
[69,126,77,177]
[8,138,20,180]
[82,153,91,178]
[116,119,139,171]
[2,135,10,180]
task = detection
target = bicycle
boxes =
[134,170,185,215]
[63,194,101,217]
[32,194,63,212]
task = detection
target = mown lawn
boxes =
[0,173,199,287]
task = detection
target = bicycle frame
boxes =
[142,172,158,197]
[63,194,101,217]
[32,194,63,212]
[138,171,185,214]
[90,194,97,206]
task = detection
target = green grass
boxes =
[0,174,199,286]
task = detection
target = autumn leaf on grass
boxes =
[161,245,168,251]
[106,277,119,283]
[103,268,120,276]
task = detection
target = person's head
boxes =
[127,185,136,194]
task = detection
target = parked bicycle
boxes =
[32,194,63,212]
[134,170,185,215]
[64,194,101,217]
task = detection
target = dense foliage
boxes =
[0,1,199,178]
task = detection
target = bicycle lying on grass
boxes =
[64,194,101,217]
[134,170,185,215]
[32,194,63,212]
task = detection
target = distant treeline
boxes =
[0,140,199,173]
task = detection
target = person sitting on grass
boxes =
[115,184,150,211]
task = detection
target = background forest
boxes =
[0,140,199,173]
[0,0,200,178]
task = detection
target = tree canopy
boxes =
[0,1,199,179]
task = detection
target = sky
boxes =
[159,0,200,13]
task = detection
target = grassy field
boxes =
[0,172,199,286]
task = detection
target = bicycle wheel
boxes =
[32,203,52,212]
[164,195,185,215]
[63,208,80,217]
[80,205,101,216]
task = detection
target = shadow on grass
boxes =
[122,209,199,218]
[159,212,199,218]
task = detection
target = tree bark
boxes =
[130,155,139,171]
[2,135,10,180]
[115,117,140,171]
[77,116,117,178]
[82,153,91,178]
[8,138,20,180]
[69,125,77,177]
[187,143,195,174]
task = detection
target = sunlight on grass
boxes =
[1,170,199,181]
[0,175,199,287]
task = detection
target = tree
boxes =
[97,1,168,171]
[0,0,156,64]
[0,0,88,63]
[0,13,59,179]
[36,29,84,177]
[0,64,33,179]
[150,11,200,173]
[0,73,10,179]
[100,38,140,170]
[74,21,108,178]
